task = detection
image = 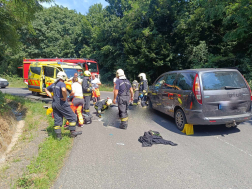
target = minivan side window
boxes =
[175,73,196,90]
[44,67,54,78]
[30,67,41,75]
[164,73,177,89]
[154,75,166,90]
[56,69,59,77]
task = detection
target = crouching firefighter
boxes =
[94,98,112,118]
[113,69,134,129]
[45,72,82,140]
[82,70,92,116]
[132,80,139,105]
[138,73,148,108]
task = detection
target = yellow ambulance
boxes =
[28,61,84,95]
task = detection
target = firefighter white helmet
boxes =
[84,70,91,77]
[106,99,112,106]
[138,73,146,80]
[116,69,125,77]
[57,71,67,81]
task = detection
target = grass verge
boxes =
[0,74,27,88]
[0,93,73,189]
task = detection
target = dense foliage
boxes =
[0,0,252,84]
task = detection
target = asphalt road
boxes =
[2,88,252,188]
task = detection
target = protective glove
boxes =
[139,93,143,98]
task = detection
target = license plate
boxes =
[218,104,222,110]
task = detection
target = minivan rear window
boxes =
[201,71,247,90]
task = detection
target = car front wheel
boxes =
[148,98,153,109]
[175,109,187,131]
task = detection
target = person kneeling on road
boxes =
[94,98,113,118]
[45,71,82,140]
[113,69,133,129]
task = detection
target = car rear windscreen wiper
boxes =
[224,86,241,89]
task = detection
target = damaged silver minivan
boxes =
[148,68,252,131]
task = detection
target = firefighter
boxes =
[45,72,82,140]
[138,73,148,108]
[132,80,139,105]
[82,70,92,116]
[94,98,113,118]
[113,69,134,129]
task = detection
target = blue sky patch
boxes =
[40,0,109,15]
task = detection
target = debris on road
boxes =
[116,143,125,145]
[138,130,177,147]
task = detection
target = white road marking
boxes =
[213,135,252,157]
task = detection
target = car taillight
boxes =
[241,75,252,101]
[193,73,202,104]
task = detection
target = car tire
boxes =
[32,91,39,96]
[148,98,153,109]
[1,86,6,88]
[175,109,187,131]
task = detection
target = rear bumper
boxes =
[185,109,252,125]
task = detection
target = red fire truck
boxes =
[20,58,99,84]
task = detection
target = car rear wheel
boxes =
[175,109,187,131]
[1,86,6,88]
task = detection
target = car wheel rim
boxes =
[176,111,184,129]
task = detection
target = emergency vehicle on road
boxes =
[28,61,83,95]
[21,58,99,84]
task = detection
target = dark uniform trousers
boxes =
[132,81,139,105]
[118,87,130,129]
[52,85,77,134]
[82,76,92,116]
[118,95,130,124]
[139,80,148,107]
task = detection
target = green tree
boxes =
[0,0,52,49]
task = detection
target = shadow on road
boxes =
[146,107,241,137]
[99,107,121,129]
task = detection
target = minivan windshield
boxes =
[64,68,84,79]
[202,71,247,90]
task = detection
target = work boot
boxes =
[119,121,127,130]
[56,133,62,141]
[70,131,82,138]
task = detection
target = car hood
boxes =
[0,78,7,81]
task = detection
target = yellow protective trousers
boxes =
[66,96,84,126]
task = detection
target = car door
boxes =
[28,66,42,92]
[173,72,196,111]
[159,73,177,116]
[150,75,167,110]
[44,66,56,89]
